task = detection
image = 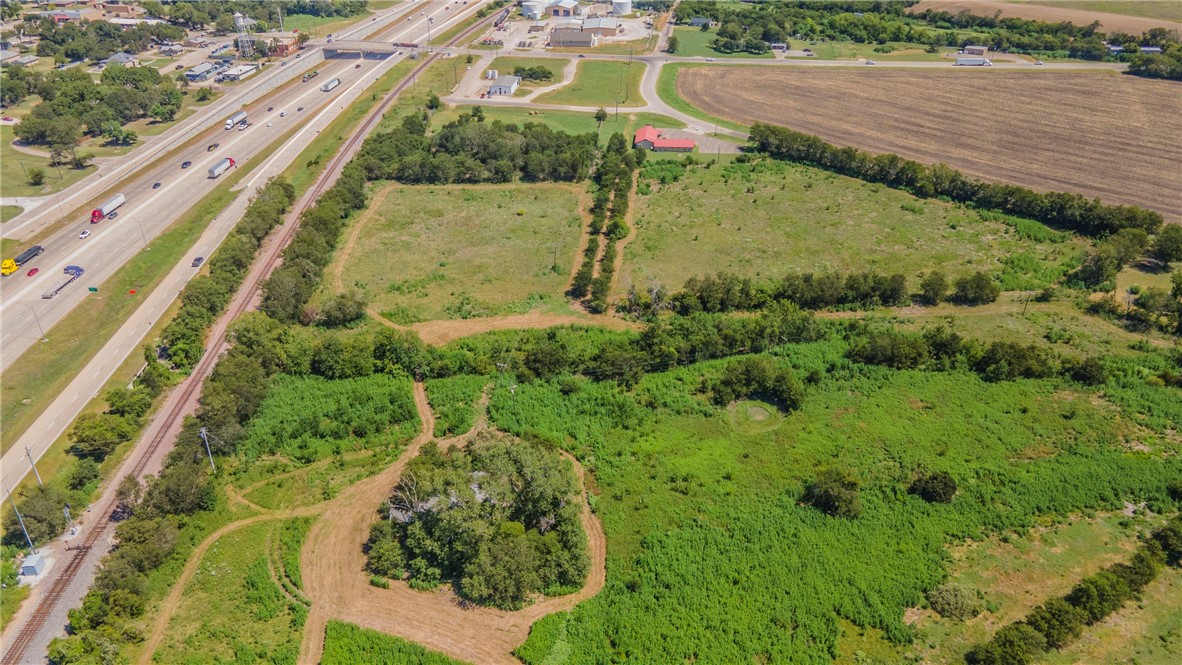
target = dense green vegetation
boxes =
[321,621,471,665]
[164,178,296,369]
[365,433,589,609]
[139,0,368,32]
[425,375,488,437]
[20,16,183,64]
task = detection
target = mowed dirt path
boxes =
[909,0,1182,34]
[298,383,607,664]
[678,68,1182,222]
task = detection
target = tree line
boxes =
[163,178,296,369]
[748,123,1163,238]
[365,433,589,610]
[8,64,183,148]
[138,0,368,32]
[966,514,1182,665]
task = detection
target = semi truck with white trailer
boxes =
[1,245,44,276]
[225,110,248,129]
[90,193,126,223]
[42,265,84,299]
[320,77,341,92]
[207,157,236,179]
[955,57,992,66]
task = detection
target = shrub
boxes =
[910,471,958,503]
[964,623,1046,665]
[802,468,861,518]
[926,583,981,620]
[1024,598,1086,649]
[953,271,1001,305]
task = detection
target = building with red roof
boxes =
[633,125,695,152]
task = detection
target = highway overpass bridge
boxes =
[325,40,418,56]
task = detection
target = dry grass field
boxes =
[677,68,1182,222]
[909,0,1182,33]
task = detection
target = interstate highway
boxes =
[0,0,480,372]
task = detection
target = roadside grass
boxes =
[553,34,657,56]
[430,10,488,47]
[1,126,96,198]
[431,105,684,144]
[322,621,473,664]
[1,206,24,224]
[802,40,955,62]
[620,158,1084,297]
[671,27,775,59]
[655,63,747,132]
[0,581,30,628]
[486,56,568,82]
[321,184,583,323]
[283,12,366,38]
[905,513,1168,663]
[241,453,384,511]
[535,60,645,107]
[146,521,304,665]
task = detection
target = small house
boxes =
[0,50,20,64]
[688,17,712,28]
[13,54,39,66]
[489,74,521,95]
[103,51,138,67]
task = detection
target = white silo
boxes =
[611,0,632,16]
[521,1,546,20]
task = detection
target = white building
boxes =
[489,74,521,95]
[611,0,632,16]
[224,64,259,81]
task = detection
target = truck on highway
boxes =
[207,157,236,179]
[90,193,126,223]
[955,57,992,66]
[320,77,341,92]
[302,70,320,82]
[42,265,84,299]
[1,245,44,276]
[224,110,248,129]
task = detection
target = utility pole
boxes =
[199,427,216,473]
[6,486,37,554]
[25,447,43,487]
[23,303,46,341]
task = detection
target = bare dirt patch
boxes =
[909,0,1182,34]
[677,68,1182,221]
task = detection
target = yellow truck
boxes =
[1,245,44,275]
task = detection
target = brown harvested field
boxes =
[677,68,1182,221]
[909,0,1182,34]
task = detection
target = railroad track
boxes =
[0,13,494,665]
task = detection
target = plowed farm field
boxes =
[677,68,1182,222]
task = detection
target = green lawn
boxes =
[0,205,23,224]
[620,159,1085,297]
[486,56,569,84]
[801,40,958,62]
[671,27,775,59]
[431,105,684,145]
[323,184,584,323]
[282,12,367,38]
[0,126,96,198]
[553,34,657,56]
[535,60,644,108]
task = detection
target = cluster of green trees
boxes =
[1127,47,1182,81]
[568,133,640,313]
[140,0,368,32]
[8,65,183,148]
[357,108,597,185]
[707,356,803,411]
[365,434,589,609]
[1071,226,1182,290]
[847,324,1108,385]
[1089,268,1182,336]
[749,123,1162,239]
[21,16,184,64]
[513,65,553,82]
[164,178,296,369]
[966,515,1182,665]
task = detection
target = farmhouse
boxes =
[962,44,988,56]
[551,27,598,47]
[633,125,695,152]
[489,74,521,95]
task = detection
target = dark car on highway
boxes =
[181,160,192,169]
[207,143,219,151]
[192,256,205,267]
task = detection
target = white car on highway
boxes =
[78,230,91,240]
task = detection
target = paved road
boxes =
[0,0,486,511]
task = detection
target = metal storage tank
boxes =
[521,1,546,20]
[611,0,632,16]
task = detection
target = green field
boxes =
[619,159,1084,296]
[1014,0,1182,22]
[323,184,584,323]
[671,27,776,59]
[0,126,96,198]
[322,621,472,665]
[0,206,22,224]
[800,40,959,62]
[486,56,569,83]
[493,342,1180,664]
[535,60,645,108]
[430,105,684,144]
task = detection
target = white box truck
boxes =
[320,77,341,92]
[90,193,126,223]
[207,157,236,179]
[225,110,248,129]
[955,57,992,66]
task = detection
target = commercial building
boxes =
[582,16,620,37]
[224,64,259,81]
[633,125,695,152]
[551,27,598,47]
[186,61,215,81]
[489,74,521,95]
[962,45,988,56]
